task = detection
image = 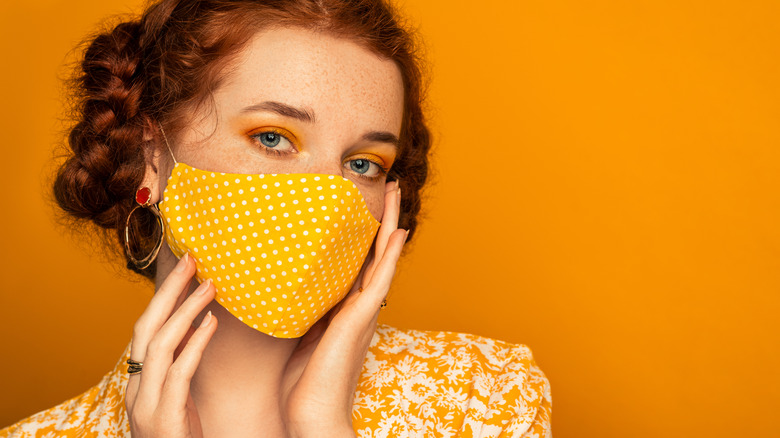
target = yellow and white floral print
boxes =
[353,326,552,438]
[1,325,552,437]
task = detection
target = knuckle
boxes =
[151,417,175,435]
[132,321,148,341]
[146,336,169,358]
[166,363,190,383]
[146,337,160,354]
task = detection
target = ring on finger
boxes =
[126,358,144,375]
[357,287,387,310]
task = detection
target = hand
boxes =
[124,253,218,438]
[280,180,408,438]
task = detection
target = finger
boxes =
[375,180,401,263]
[364,181,400,286]
[171,274,194,317]
[127,287,190,408]
[135,279,215,409]
[334,238,379,322]
[125,365,141,413]
[157,310,217,416]
[357,228,408,314]
[127,253,195,408]
[130,253,196,362]
[353,242,376,292]
[173,324,197,362]
[160,278,196,368]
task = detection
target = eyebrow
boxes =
[241,100,400,149]
[241,101,316,123]
[362,131,400,149]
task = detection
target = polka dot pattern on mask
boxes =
[159,162,380,338]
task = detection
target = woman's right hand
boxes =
[124,253,218,438]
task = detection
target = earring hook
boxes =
[158,123,178,165]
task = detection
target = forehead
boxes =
[215,26,404,134]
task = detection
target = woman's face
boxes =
[158,26,404,221]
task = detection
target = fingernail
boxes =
[404,229,410,242]
[200,311,213,327]
[194,278,212,296]
[175,253,189,273]
[397,186,402,207]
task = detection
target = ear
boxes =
[138,118,165,205]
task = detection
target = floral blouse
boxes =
[1,324,552,437]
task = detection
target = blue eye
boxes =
[249,129,296,155]
[350,159,371,174]
[344,158,385,181]
[258,132,281,148]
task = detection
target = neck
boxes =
[191,301,299,437]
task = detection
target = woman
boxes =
[1,0,551,436]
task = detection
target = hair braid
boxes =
[54,19,159,276]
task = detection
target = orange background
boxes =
[1,0,778,436]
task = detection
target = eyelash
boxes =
[249,128,295,157]
[248,128,389,182]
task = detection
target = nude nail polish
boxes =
[175,253,189,272]
[200,310,213,327]
[194,278,213,295]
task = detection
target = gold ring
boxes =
[356,287,386,309]
[127,358,143,375]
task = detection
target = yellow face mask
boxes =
[158,162,380,338]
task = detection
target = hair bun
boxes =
[54,20,148,233]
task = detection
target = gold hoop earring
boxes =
[124,187,165,270]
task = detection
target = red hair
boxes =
[53,0,432,278]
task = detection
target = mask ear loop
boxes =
[158,123,178,165]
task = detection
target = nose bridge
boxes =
[304,138,346,177]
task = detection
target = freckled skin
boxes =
[135,26,406,437]
[159,26,405,222]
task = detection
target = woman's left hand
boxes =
[279,180,407,438]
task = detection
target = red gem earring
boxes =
[135,186,152,206]
[124,187,165,270]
